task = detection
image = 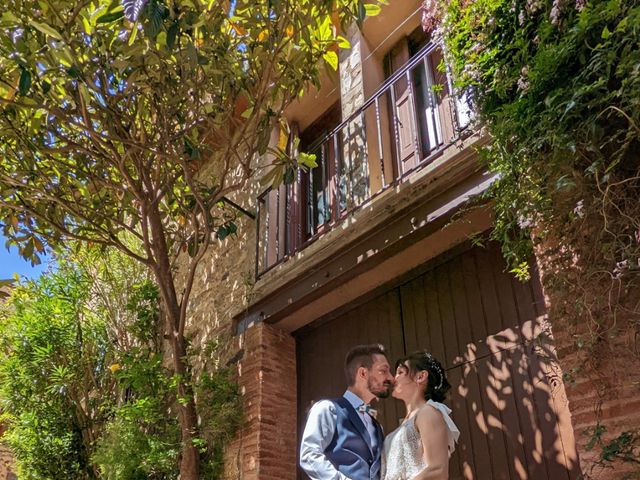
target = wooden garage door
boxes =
[296,242,580,480]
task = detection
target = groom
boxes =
[300,344,395,480]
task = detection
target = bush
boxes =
[92,398,180,480]
[0,267,111,479]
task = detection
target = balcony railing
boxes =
[255,41,472,278]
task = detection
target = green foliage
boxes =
[0,0,383,266]
[0,265,113,479]
[125,280,161,345]
[196,368,243,477]
[92,412,179,480]
[0,244,200,479]
[586,424,640,466]
[93,356,181,480]
[0,0,377,475]
[92,271,183,480]
[442,0,640,273]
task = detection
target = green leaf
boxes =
[29,20,63,40]
[216,225,229,240]
[67,65,83,79]
[18,68,31,96]
[128,25,138,45]
[257,131,271,155]
[336,35,350,49]
[0,12,20,25]
[364,3,382,16]
[322,51,338,71]
[601,26,611,39]
[260,167,279,187]
[81,16,93,35]
[166,22,179,51]
[96,10,124,24]
[298,152,317,169]
[283,167,295,185]
[615,17,628,32]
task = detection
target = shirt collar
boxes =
[343,390,365,410]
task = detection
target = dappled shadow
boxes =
[401,243,580,479]
[296,242,581,480]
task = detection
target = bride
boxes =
[382,351,460,480]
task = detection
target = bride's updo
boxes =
[398,350,451,402]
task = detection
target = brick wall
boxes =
[224,322,297,480]
[536,243,640,479]
[0,445,15,480]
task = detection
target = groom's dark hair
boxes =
[344,344,387,386]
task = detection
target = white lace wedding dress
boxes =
[381,400,460,480]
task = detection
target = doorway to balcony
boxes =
[384,27,459,176]
[256,37,468,277]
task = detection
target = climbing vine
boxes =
[442,0,639,276]
[438,0,640,474]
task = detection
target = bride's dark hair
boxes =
[396,350,451,402]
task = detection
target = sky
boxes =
[0,232,52,281]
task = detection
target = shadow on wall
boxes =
[446,320,580,480]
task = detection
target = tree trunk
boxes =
[170,323,201,480]
[156,289,201,480]
[145,198,201,479]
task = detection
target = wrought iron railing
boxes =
[255,42,472,278]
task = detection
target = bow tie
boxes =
[357,403,378,419]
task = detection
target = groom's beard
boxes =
[369,378,394,399]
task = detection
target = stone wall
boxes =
[182,185,257,366]
[339,24,369,207]
[0,424,16,480]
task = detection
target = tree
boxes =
[0,0,382,477]
[0,244,238,479]
[0,262,115,479]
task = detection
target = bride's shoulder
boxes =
[415,402,448,429]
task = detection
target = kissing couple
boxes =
[300,344,460,480]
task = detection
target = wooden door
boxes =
[388,42,418,174]
[399,244,579,480]
[429,48,456,144]
[300,102,342,237]
[296,242,580,480]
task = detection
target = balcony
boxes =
[255,41,472,278]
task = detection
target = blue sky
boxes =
[0,232,51,280]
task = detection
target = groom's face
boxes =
[366,354,395,399]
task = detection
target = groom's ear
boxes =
[357,366,368,380]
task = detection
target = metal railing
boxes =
[255,42,472,278]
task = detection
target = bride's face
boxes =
[391,362,416,400]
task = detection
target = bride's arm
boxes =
[410,405,450,480]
